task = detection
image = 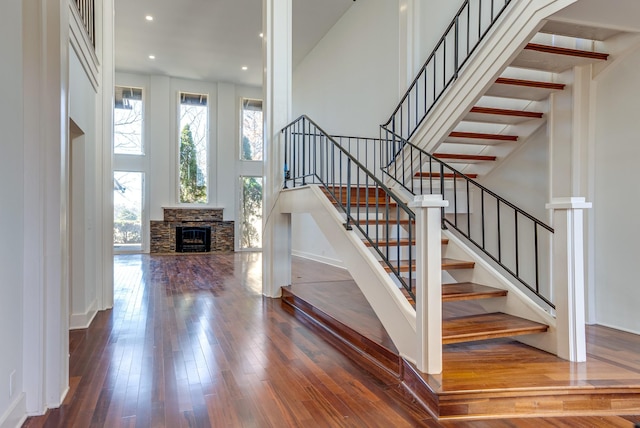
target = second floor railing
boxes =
[73,0,95,47]
[381,0,513,142]
[283,116,418,300]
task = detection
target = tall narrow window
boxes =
[113,171,144,251]
[114,86,144,155]
[241,99,263,161]
[239,176,263,249]
[179,92,208,203]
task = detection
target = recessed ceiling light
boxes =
[145,15,153,21]
[148,55,156,60]
[259,33,263,38]
[241,66,248,71]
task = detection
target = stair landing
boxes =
[282,261,640,420]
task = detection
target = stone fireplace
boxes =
[150,207,234,253]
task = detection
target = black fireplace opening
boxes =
[175,226,211,252]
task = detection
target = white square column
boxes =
[262,0,293,297]
[546,197,591,362]
[410,194,448,374]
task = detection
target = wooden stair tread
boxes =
[469,106,543,119]
[383,258,474,273]
[433,153,496,162]
[414,172,478,179]
[403,281,507,303]
[443,312,548,344]
[328,196,398,207]
[323,185,386,197]
[465,106,543,124]
[524,43,609,61]
[447,131,518,144]
[322,187,397,207]
[487,77,566,101]
[364,238,449,247]
[512,43,609,73]
[494,77,566,91]
[441,258,475,270]
[442,282,508,302]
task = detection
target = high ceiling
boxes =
[114,0,354,87]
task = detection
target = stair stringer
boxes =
[442,230,558,355]
[278,185,418,363]
[391,0,578,181]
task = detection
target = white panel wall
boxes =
[0,0,25,424]
[593,49,640,334]
[292,0,400,137]
[69,48,99,329]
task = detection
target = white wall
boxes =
[0,1,25,425]
[480,126,551,221]
[69,48,99,329]
[414,0,464,76]
[291,0,400,264]
[116,72,261,248]
[593,48,640,334]
[292,0,400,137]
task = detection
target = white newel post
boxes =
[546,197,592,362]
[410,195,448,374]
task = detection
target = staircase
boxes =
[275,0,640,420]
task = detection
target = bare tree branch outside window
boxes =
[114,86,143,155]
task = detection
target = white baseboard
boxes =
[595,321,640,337]
[69,298,98,330]
[292,250,345,270]
[0,393,26,428]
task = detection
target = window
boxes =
[179,92,208,203]
[239,176,263,249]
[113,171,144,251]
[114,86,144,155]
[241,99,263,161]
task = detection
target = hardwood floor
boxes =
[23,253,640,427]
[24,253,436,427]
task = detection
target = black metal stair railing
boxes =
[73,0,95,47]
[381,0,513,143]
[283,116,418,300]
[380,130,555,309]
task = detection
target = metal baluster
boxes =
[481,189,485,249]
[514,210,519,276]
[466,179,471,238]
[534,223,539,294]
[345,159,352,230]
[453,170,458,227]
[497,199,502,262]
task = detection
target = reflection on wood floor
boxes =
[23,253,640,427]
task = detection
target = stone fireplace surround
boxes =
[150,207,234,253]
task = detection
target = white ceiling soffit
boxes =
[114,0,354,87]
[548,0,640,34]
